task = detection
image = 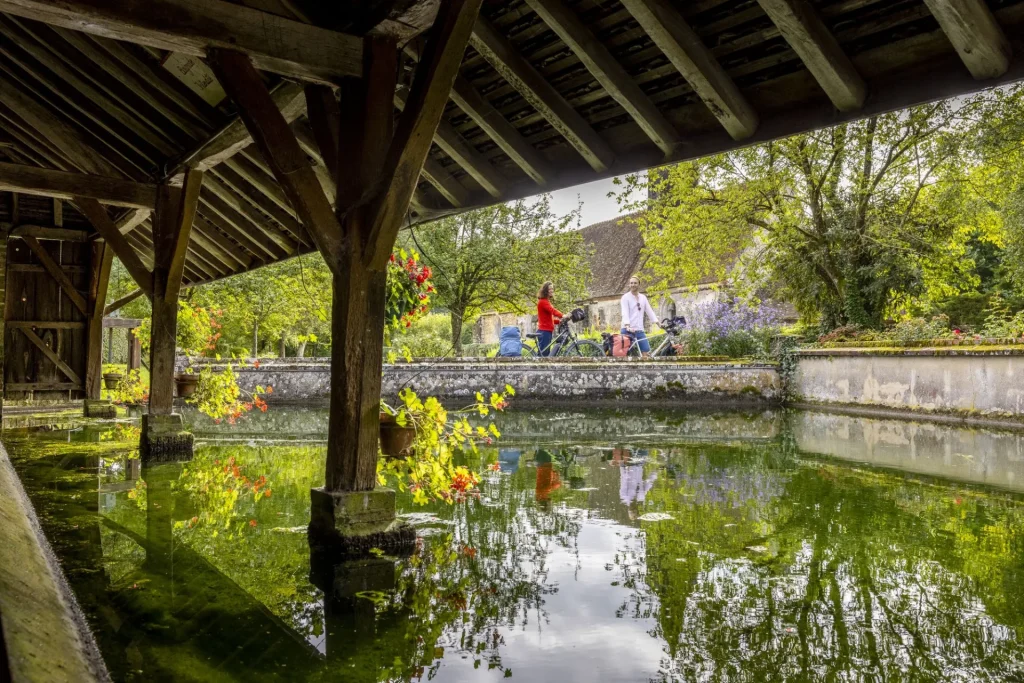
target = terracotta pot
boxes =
[102,372,123,390]
[379,412,415,457]
[175,373,200,398]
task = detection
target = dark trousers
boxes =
[537,330,554,356]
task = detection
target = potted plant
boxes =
[379,402,416,457]
[102,364,124,390]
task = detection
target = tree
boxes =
[402,196,591,354]
[617,95,1007,329]
[194,267,292,357]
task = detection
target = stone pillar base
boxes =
[308,487,415,558]
[84,399,116,419]
[141,413,193,462]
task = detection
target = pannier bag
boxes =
[611,334,632,357]
[498,326,523,357]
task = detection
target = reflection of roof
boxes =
[579,214,742,299]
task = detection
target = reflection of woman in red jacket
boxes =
[536,282,562,356]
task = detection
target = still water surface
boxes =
[6,407,1024,682]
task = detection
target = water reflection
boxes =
[5,407,1024,681]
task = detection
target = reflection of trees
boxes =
[632,444,1024,681]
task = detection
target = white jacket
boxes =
[620,292,657,331]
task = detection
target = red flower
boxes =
[249,519,257,527]
[389,253,396,263]
[422,266,432,279]
[405,320,411,328]
[265,386,273,395]
[253,360,261,368]
[419,293,427,300]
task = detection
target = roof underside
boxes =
[0,0,1022,286]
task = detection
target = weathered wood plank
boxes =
[620,0,758,140]
[7,320,86,329]
[0,0,363,84]
[366,0,484,269]
[199,187,292,259]
[20,235,88,316]
[147,185,179,415]
[0,162,157,208]
[756,0,867,111]
[421,157,471,208]
[165,168,202,303]
[19,326,82,385]
[10,224,90,242]
[75,197,153,296]
[524,0,680,155]
[304,84,340,184]
[85,240,112,398]
[116,208,151,235]
[922,0,1011,79]
[7,381,81,390]
[471,16,614,173]
[208,49,345,267]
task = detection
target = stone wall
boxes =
[793,348,1024,419]
[181,358,782,405]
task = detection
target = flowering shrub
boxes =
[109,369,148,406]
[378,385,513,505]
[680,298,782,358]
[386,249,433,338]
[188,362,271,424]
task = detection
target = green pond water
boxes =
[6,406,1024,682]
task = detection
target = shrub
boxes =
[680,298,782,358]
[890,315,951,346]
[980,296,1024,338]
[387,313,453,358]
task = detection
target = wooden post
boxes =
[128,332,141,371]
[85,241,113,399]
[0,223,8,418]
[147,185,181,415]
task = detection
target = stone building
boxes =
[473,214,743,344]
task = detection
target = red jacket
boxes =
[537,298,563,332]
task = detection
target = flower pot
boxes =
[379,412,415,457]
[102,372,123,390]
[175,373,199,398]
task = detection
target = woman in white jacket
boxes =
[620,275,658,357]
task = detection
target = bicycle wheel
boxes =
[627,339,643,358]
[563,340,606,357]
[521,342,539,357]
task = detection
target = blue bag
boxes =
[498,326,523,357]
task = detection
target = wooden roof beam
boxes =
[524,0,681,156]
[76,197,153,296]
[421,157,471,208]
[366,0,485,269]
[620,0,758,141]
[164,168,202,303]
[756,0,866,112]
[116,208,151,235]
[0,162,156,208]
[0,0,363,84]
[471,17,614,173]
[450,76,554,185]
[923,0,1011,79]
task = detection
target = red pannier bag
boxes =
[611,334,632,357]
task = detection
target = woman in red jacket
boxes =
[536,281,562,356]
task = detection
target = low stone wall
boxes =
[0,443,109,682]
[793,347,1024,419]
[181,358,782,405]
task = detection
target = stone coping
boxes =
[182,357,768,369]
[797,346,1024,358]
[0,443,109,682]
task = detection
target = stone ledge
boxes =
[0,443,109,683]
[797,346,1024,357]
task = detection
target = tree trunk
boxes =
[297,340,307,358]
[252,323,259,359]
[450,309,464,357]
[279,337,286,358]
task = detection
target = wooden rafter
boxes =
[756,0,867,112]
[116,208,151,235]
[103,287,143,316]
[619,0,757,141]
[76,197,153,296]
[421,157,471,208]
[366,0,485,269]
[304,84,340,184]
[524,0,680,156]
[0,0,363,84]
[0,161,156,208]
[471,16,615,173]
[923,0,1011,80]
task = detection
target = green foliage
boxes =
[136,301,221,358]
[186,362,271,424]
[387,313,454,358]
[891,314,952,345]
[401,196,590,354]
[616,94,1009,329]
[108,368,148,406]
[378,385,514,505]
[980,295,1024,338]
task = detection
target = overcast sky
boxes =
[545,175,644,228]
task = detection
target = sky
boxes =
[546,176,644,228]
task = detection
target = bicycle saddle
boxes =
[525,332,541,339]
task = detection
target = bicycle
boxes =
[602,316,687,358]
[522,308,605,358]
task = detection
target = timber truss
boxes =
[0,0,1019,290]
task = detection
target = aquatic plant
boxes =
[378,385,513,505]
